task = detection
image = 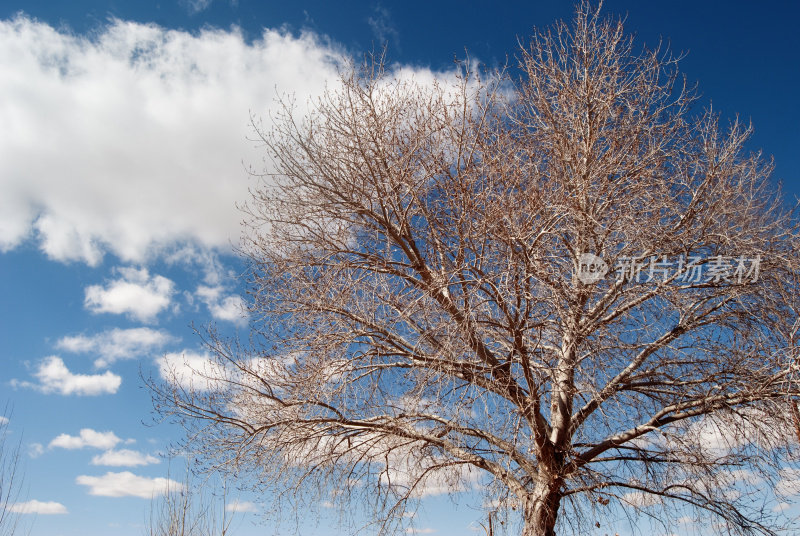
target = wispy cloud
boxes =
[184,0,214,14]
[225,500,257,513]
[28,443,44,458]
[775,468,800,497]
[91,449,160,467]
[367,4,400,51]
[621,491,661,508]
[57,327,177,368]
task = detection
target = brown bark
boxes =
[523,480,563,536]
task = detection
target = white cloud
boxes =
[776,468,800,497]
[28,443,44,458]
[57,327,176,368]
[691,418,742,453]
[13,356,121,396]
[225,500,257,513]
[621,491,661,508]
[165,246,231,286]
[158,351,228,392]
[367,4,400,50]
[405,529,435,535]
[76,471,183,498]
[0,16,344,265]
[49,429,122,450]
[84,267,175,322]
[185,0,214,14]
[374,439,482,499]
[773,502,791,512]
[0,16,456,268]
[196,285,246,325]
[91,449,160,467]
[10,500,68,515]
[381,461,480,498]
[0,416,8,425]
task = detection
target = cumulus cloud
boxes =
[76,471,183,498]
[84,267,175,322]
[0,416,8,425]
[10,500,68,515]
[91,449,160,467]
[0,16,344,265]
[57,327,177,368]
[49,429,122,450]
[690,418,743,454]
[225,500,257,513]
[158,351,228,392]
[349,427,484,499]
[13,356,121,396]
[381,459,481,498]
[196,285,246,324]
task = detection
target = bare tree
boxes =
[153,3,800,535]
[145,463,236,536]
[0,413,24,536]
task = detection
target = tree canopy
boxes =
[153,4,800,535]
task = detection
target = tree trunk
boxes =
[522,482,563,536]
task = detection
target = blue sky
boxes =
[0,1,798,535]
